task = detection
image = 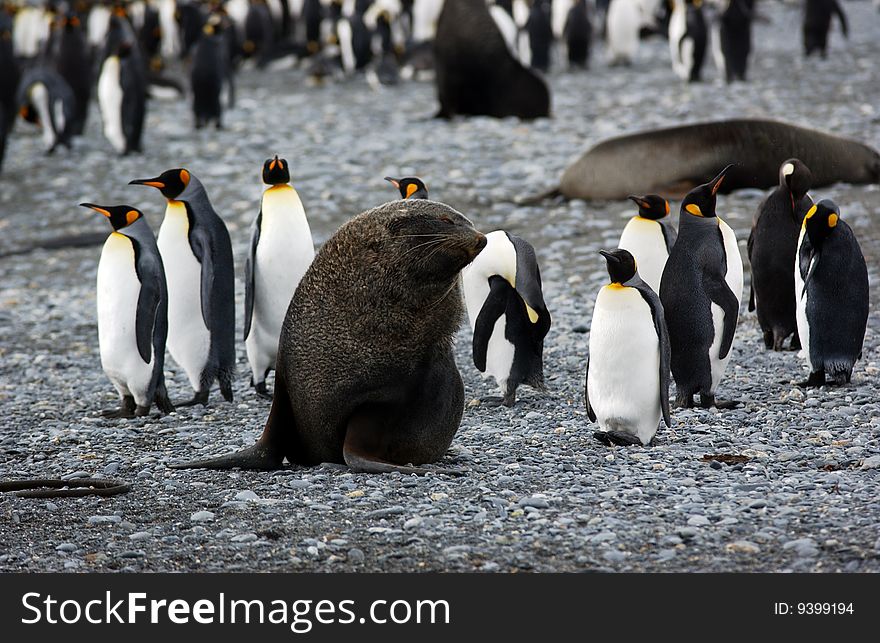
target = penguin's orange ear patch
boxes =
[125,210,139,225]
[685,204,702,217]
[828,213,838,228]
[405,183,418,199]
[269,159,277,171]
[179,169,190,186]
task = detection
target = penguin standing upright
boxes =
[130,168,236,406]
[525,0,553,72]
[563,0,591,69]
[606,0,642,66]
[97,13,147,155]
[748,158,813,351]
[191,13,235,129]
[17,67,77,154]
[462,230,551,406]
[243,0,275,66]
[715,0,753,83]
[385,175,429,199]
[586,248,671,446]
[803,0,847,58]
[0,9,20,171]
[669,0,707,82]
[618,194,676,295]
[795,200,868,387]
[51,11,91,136]
[81,202,173,418]
[245,156,315,399]
[659,165,743,409]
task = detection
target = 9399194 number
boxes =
[798,603,853,615]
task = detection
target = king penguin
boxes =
[81,202,173,418]
[618,194,676,294]
[669,0,707,82]
[385,175,429,199]
[97,13,147,155]
[130,168,236,406]
[659,165,743,409]
[245,156,315,399]
[16,67,77,154]
[795,200,868,387]
[462,230,551,406]
[586,248,671,446]
[803,0,848,58]
[747,158,813,351]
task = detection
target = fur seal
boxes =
[171,199,487,475]
[553,119,880,201]
[434,0,550,119]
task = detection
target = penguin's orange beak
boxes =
[80,203,111,217]
[710,164,735,196]
[130,177,165,189]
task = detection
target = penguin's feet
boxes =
[699,394,740,409]
[501,392,517,407]
[762,330,774,349]
[713,399,741,410]
[479,396,506,408]
[789,334,802,351]
[253,382,273,400]
[796,370,826,388]
[220,385,234,403]
[175,390,210,407]
[101,396,135,418]
[593,431,641,447]
[134,405,151,417]
[675,394,694,408]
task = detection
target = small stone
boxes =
[518,497,550,509]
[603,550,626,563]
[129,531,151,541]
[231,533,258,543]
[783,538,819,557]
[119,551,144,558]
[403,517,422,530]
[687,515,711,526]
[88,515,122,525]
[45,502,58,512]
[367,506,406,519]
[678,527,699,539]
[235,490,260,502]
[590,531,616,544]
[726,540,760,554]
[709,460,722,470]
[346,490,365,498]
[61,471,91,480]
[748,499,767,509]
[55,543,77,552]
[347,548,365,563]
[190,511,215,522]
[860,455,880,470]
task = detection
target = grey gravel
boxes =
[1,3,879,573]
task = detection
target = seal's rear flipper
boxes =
[517,186,563,206]
[342,445,464,476]
[169,375,293,470]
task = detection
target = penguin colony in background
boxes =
[4,0,854,172]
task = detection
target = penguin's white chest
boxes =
[588,286,661,445]
[96,233,154,403]
[157,201,211,389]
[707,219,743,391]
[794,227,812,369]
[97,56,126,154]
[618,217,669,294]
[607,0,640,61]
[246,187,315,374]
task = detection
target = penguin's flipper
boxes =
[188,224,215,330]
[472,276,510,372]
[802,250,821,294]
[584,354,596,422]
[243,211,261,341]
[660,219,677,253]
[634,281,671,427]
[508,233,549,329]
[133,246,163,364]
[703,272,739,361]
[832,0,849,38]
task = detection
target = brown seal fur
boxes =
[557,119,880,201]
[171,199,487,474]
[434,0,550,119]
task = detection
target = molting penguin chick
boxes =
[81,202,173,418]
[462,230,551,406]
[618,194,676,294]
[385,176,429,200]
[795,200,868,387]
[130,167,236,406]
[659,165,743,409]
[586,248,671,446]
[244,156,315,399]
[748,158,813,351]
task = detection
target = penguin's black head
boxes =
[19,103,39,125]
[803,199,840,248]
[130,168,191,200]
[599,248,637,285]
[779,158,812,202]
[262,156,290,185]
[81,203,144,231]
[63,12,82,31]
[627,194,669,220]
[680,164,733,219]
[385,176,428,200]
